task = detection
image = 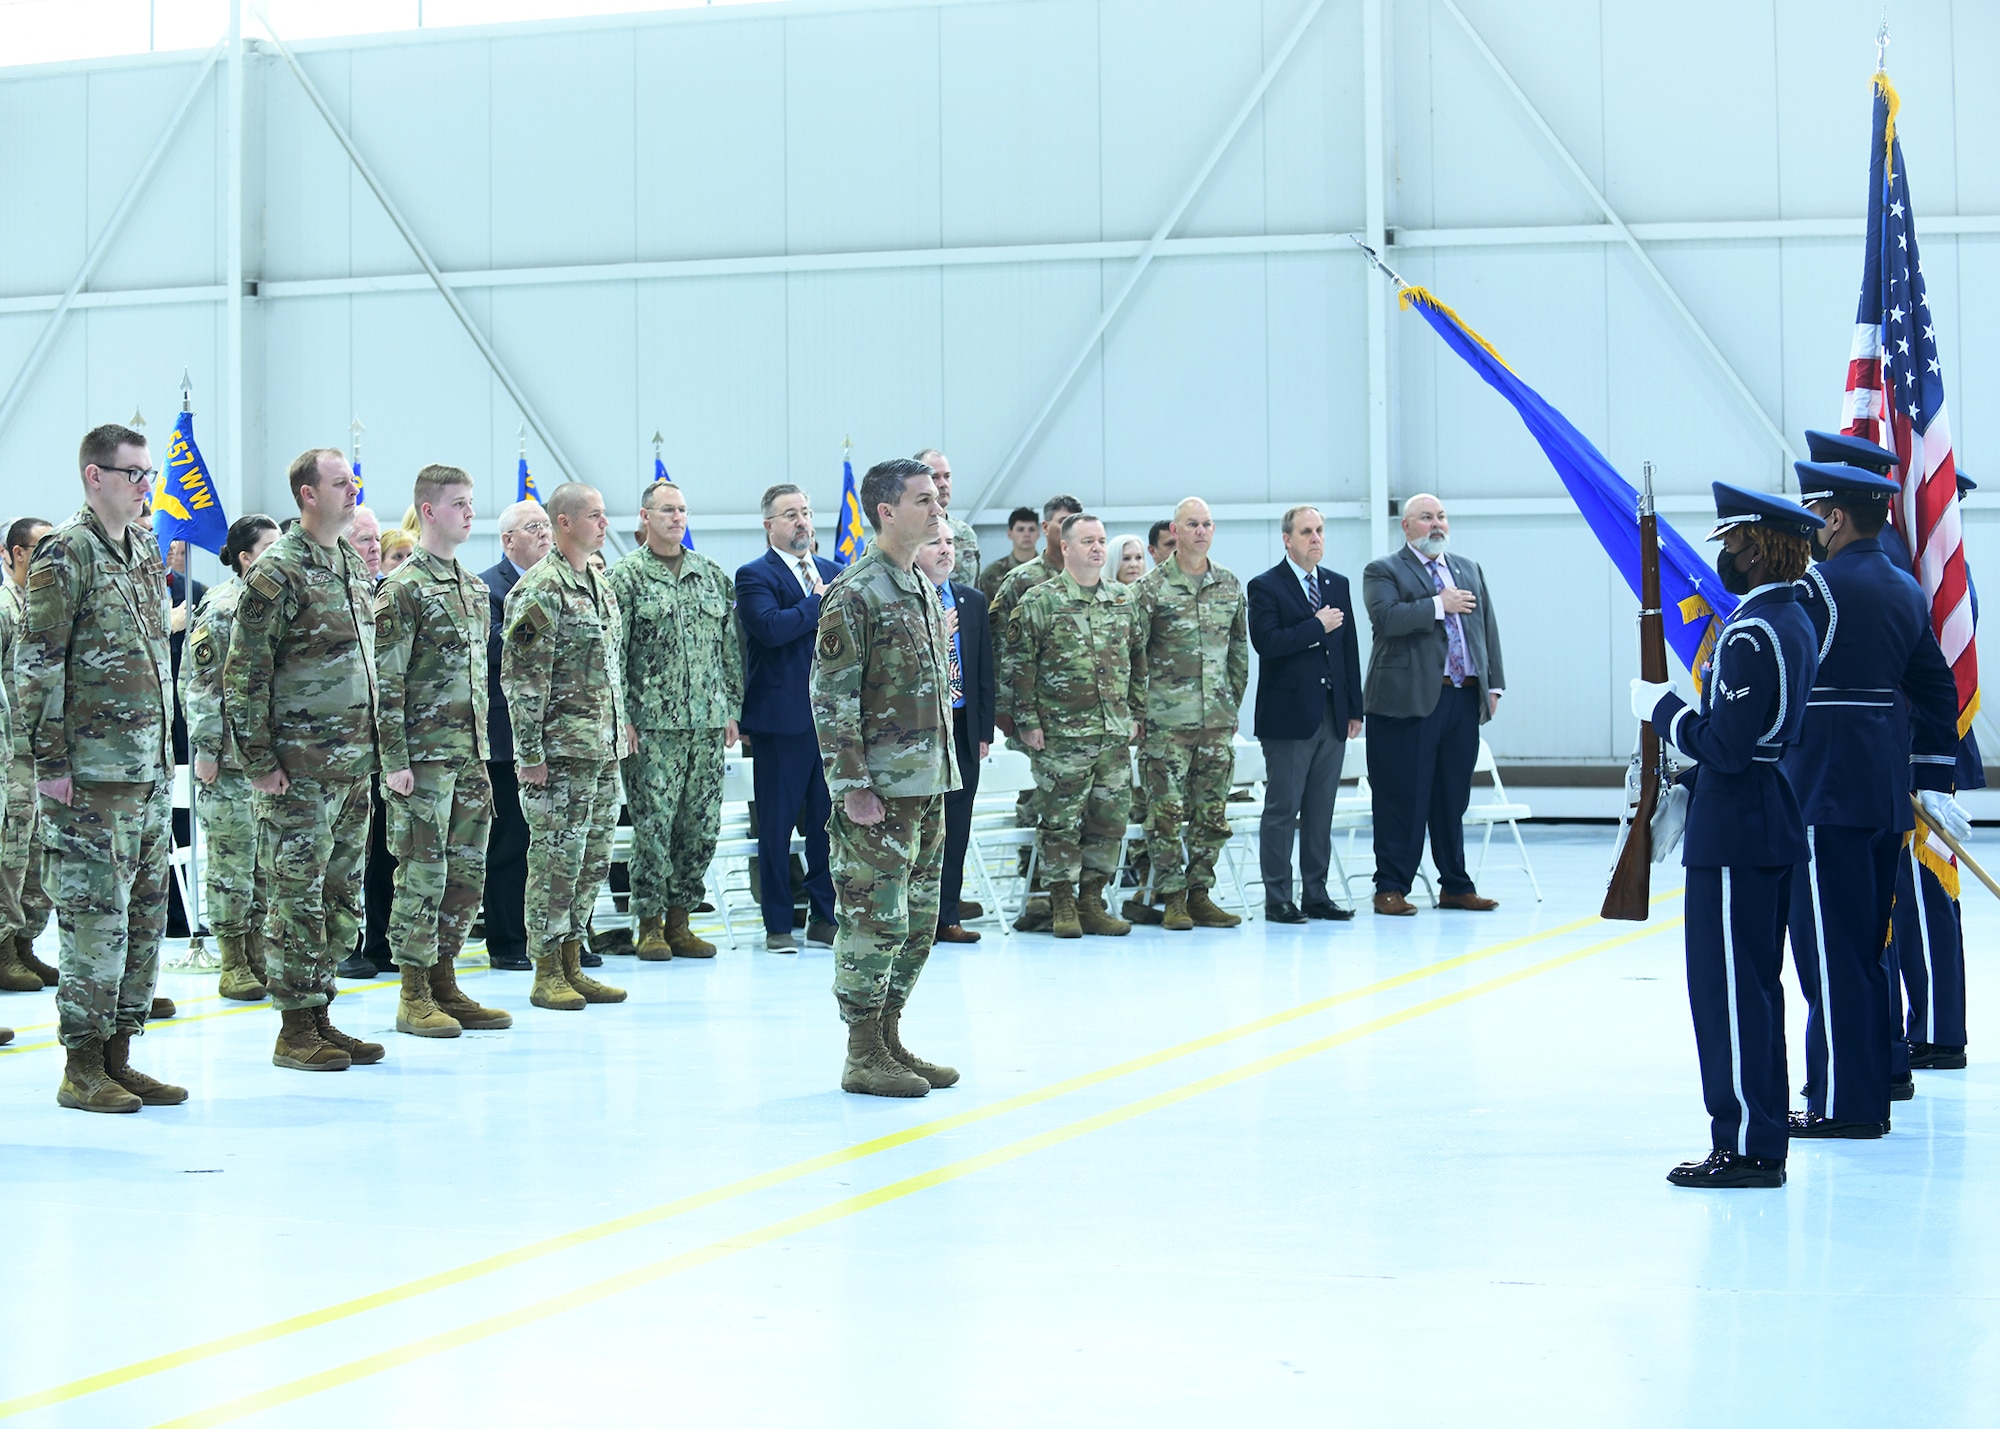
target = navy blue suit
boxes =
[478,558,530,961]
[1783,537,1959,1123]
[1653,582,1818,1161]
[737,547,842,934]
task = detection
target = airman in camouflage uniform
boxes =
[0,520,57,994]
[1009,514,1143,939]
[915,449,981,587]
[502,481,630,1012]
[181,516,279,1002]
[374,464,512,1038]
[1131,498,1248,931]
[609,481,742,961]
[813,458,960,1098]
[19,425,183,1111]
[226,447,386,1073]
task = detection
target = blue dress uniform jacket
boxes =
[1651,583,1817,868]
[1785,536,1958,830]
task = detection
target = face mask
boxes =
[1715,547,1753,597]
[1810,526,1831,559]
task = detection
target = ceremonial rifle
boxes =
[1602,463,1666,921]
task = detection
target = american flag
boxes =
[1842,72,1978,736]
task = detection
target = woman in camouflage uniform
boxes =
[181,514,280,1001]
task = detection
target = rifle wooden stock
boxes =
[1602,488,1667,922]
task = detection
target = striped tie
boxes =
[1305,572,1322,611]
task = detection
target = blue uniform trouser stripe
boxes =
[1889,842,1968,1047]
[1788,825,1901,1123]
[1685,864,1791,1160]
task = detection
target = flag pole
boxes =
[177,378,208,957]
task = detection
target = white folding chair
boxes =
[1215,739,1266,917]
[165,766,215,970]
[966,747,1038,934]
[701,754,807,948]
[1462,738,1541,900]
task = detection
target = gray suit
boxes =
[1362,545,1504,897]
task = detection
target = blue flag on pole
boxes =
[1397,285,1735,683]
[517,455,537,504]
[655,453,693,549]
[351,459,363,506]
[152,410,230,559]
[834,456,865,566]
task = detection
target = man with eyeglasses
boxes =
[476,499,551,972]
[18,425,184,1111]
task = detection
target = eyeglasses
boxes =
[515,521,552,536]
[101,465,156,486]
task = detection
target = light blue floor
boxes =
[2,826,1995,1426]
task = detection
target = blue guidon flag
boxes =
[152,409,229,558]
[834,454,865,567]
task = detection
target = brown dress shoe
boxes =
[935,924,981,944]
[1372,890,1417,916]
[1438,891,1499,911]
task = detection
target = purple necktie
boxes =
[1428,558,1470,686]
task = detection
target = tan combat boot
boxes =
[840,1015,930,1097]
[272,1006,351,1071]
[103,1029,189,1105]
[881,1008,958,1088]
[1161,890,1195,932]
[560,940,626,1003]
[530,953,585,1010]
[636,915,671,962]
[1077,878,1131,937]
[1012,897,1053,933]
[216,934,266,1002]
[149,998,176,1020]
[57,1039,142,1112]
[1186,887,1242,929]
[313,1002,385,1064]
[16,935,57,987]
[429,957,512,1029]
[1048,882,1083,939]
[665,908,716,960]
[395,964,463,1038]
[243,929,269,985]
[0,937,39,992]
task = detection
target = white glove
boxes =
[1629,678,1674,725]
[1918,789,1973,844]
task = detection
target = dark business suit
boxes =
[1248,561,1363,906]
[1361,545,1504,898]
[737,547,842,934]
[478,558,531,963]
[939,580,995,927]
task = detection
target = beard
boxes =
[1715,548,1753,596]
[1412,531,1449,559]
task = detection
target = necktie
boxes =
[1428,558,1470,685]
[798,558,814,591]
[1305,572,1322,611]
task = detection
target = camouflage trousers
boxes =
[521,756,621,963]
[194,766,265,940]
[829,793,944,1025]
[1139,727,1234,895]
[622,727,723,916]
[0,751,49,943]
[44,778,170,1048]
[1034,733,1132,886]
[387,756,493,969]
[256,774,370,1012]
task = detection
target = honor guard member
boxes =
[0,516,54,994]
[1783,459,1966,1138]
[373,465,512,1038]
[183,515,281,1003]
[811,457,960,1098]
[1130,497,1249,932]
[226,448,388,1073]
[915,449,981,587]
[608,480,743,961]
[20,425,184,1111]
[501,481,632,1012]
[1009,513,1144,939]
[1631,483,1821,1187]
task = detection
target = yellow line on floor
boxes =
[150,916,1680,1429]
[0,894,1675,1420]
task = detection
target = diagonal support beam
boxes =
[0,40,225,445]
[258,14,589,497]
[962,0,1332,521]
[1437,0,1798,481]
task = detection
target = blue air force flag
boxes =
[655,453,693,549]
[517,455,537,504]
[152,410,229,558]
[834,456,865,567]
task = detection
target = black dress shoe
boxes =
[335,951,379,979]
[1300,900,1355,922]
[1264,901,1308,925]
[1909,1042,1968,1070]
[488,949,532,971]
[579,947,604,968]
[1889,1073,1915,1102]
[1788,1110,1889,1139]
[1666,1149,1786,1188]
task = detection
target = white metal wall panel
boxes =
[784,268,944,492]
[489,31,636,270]
[1265,252,1366,503]
[635,274,790,507]
[347,39,492,276]
[257,292,352,498]
[0,75,88,296]
[491,283,640,499]
[1260,0,1365,237]
[86,60,219,292]
[0,314,86,490]
[351,289,500,524]
[260,49,353,282]
[1957,240,1999,472]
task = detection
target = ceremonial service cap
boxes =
[1792,461,1900,505]
[1707,480,1825,540]
[1803,429,1899,474]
